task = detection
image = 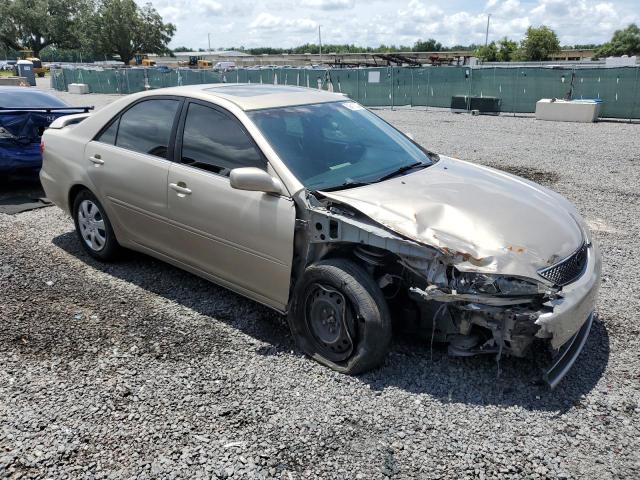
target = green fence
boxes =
[50,65,640,119]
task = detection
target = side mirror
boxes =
[230,167,283,194]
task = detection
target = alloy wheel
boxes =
[77,199,107,251]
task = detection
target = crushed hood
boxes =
[320,156,585,280]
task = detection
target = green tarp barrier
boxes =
[50,66,640,119]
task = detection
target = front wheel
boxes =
[288,258,392,374]
[72,189,120,261]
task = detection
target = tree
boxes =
[520,25,560,61]
[596,24,640,57]
[476,42,498,61]
[568,43,601,50]
[413,39,442,52]
[496,37,518,62]
[0,0,91,56]
[89,0,175,65]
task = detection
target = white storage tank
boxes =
[535,98,602,123]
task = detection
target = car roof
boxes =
[142,83,347,111]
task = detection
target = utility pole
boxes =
[485,13,491,46]
[208,33,211,53]
[318,25,322,65]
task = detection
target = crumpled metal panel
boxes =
[0,111,61,140]
[320,156,585,281]
[0,111,72,172]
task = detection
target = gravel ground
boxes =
[1,84,639,479]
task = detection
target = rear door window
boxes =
[115,99,180,159]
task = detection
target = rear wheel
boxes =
[288,258,392,374]
[72,190,120,261]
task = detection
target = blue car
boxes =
[0,87,92,174]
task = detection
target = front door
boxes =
[164,101,296,309]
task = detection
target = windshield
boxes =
[248,101,434,191]
[0,89,68,109]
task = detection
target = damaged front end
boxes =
[295,189,601,388]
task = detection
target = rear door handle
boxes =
[169,182,192,195]
[89,154,104,165]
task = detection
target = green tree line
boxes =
[192,25,639,61]
[475,24,640,62]
[2,1,638,65]
[220,40,479,56]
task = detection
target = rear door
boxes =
[163,100,296,309]
[84,97,182,251]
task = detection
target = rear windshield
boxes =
[0,90,68,109]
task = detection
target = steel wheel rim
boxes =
[303,283,355,362]
[78,199,107,252]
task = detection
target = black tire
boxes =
[72,189,120,261]
[288,258,392,374]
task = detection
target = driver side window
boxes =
[180,103,265,176]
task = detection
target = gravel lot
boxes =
[1,81,639,479]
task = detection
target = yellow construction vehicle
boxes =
[19,50,47,77]
[197,58,212,69]
[129,54,156,67]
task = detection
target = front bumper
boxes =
[535,242,601,349]
[543,311,594,388]
[537,242,601,388]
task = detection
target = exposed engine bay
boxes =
[290,188,593,385]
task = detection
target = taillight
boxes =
[40,141,45,155]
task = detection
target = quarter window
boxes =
[115,99,180,159]
[180,103,264,175]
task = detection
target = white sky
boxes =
[139,0,640,50]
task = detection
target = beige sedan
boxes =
[40,84,600,387]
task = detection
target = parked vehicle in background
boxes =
[2,60,17,71]
[129,54,156,67]
[213,61,236,71]
[0,87,92,175]
[40,84,600,387]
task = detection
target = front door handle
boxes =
[169,182,192,195]
[89,154,104,165]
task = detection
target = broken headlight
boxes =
[452,271,544,296]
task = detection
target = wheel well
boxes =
[67,184,89,212]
